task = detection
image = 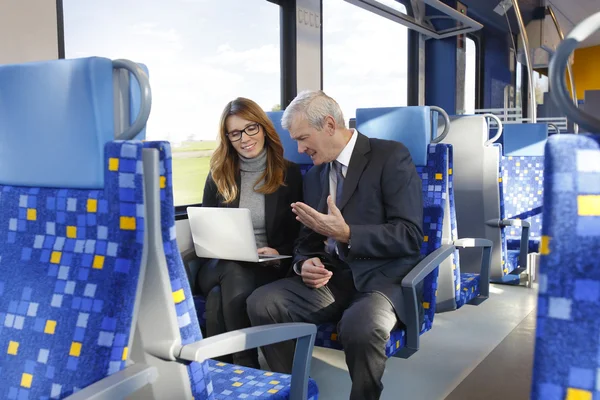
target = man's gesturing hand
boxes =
[292,196,350,243]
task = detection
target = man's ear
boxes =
[325,115,336,135]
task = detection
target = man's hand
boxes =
[300,257,332,289]
[292,196,351,242]
[257,247,280,266]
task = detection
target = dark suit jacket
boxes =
[202,161,303,275]
[293,132,424,323]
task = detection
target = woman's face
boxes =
[225,114,266,159]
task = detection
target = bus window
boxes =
[464,36,477,114]
[323,0,409,125]
[63,0,281,206]
[533,71,549,105]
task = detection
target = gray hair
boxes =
[281,90,346,131]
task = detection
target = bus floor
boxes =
[297,283,538,400]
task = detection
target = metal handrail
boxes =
[431,106,451,143]
[484,113,504,145]
[547,6,579,134]
[511,0,537,123]
[549,11,600,133]
[112,59,152,140]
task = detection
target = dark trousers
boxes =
[246,275,398,400]
[197,258,280,368]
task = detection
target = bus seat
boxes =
[360,109,494,314]
[531,134,600,399]
[266,111,314,175]
[0,57,156,398]
[137,141,319,399]
[305,106,490,358]
[313,139,447,356]
[494,123,546,285]
[442,115,501,293]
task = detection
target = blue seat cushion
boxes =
[506,250,521,274]
[456,273,481,308]
[208,360,318,399]
[142,142,214,399]
[507,238,540,253]
[314,323,407,358]
[531,134,600,399]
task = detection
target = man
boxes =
[247,90,424,400]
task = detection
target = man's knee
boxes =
[338,300,395,350]
[246,283,287,325]
[338,316,390,350]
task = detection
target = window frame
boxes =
[322,0,410,120]
[58,0,285,216]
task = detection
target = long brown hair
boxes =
[210,97,287,203]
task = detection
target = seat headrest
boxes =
[503,123,548,156]
[355,107,432,166]
[0,57,122,189]
[266,111,313,165]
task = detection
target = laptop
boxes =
[187,207,292,263]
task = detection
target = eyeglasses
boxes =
[227,123,260,142]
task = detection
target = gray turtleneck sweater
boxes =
[239,149,268,249]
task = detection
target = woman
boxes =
[197,97,303,368]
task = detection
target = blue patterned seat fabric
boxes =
[457,273,481,309]
[145,141,318,399]
[502,155,544,265]
[314,144,447,357]
[493,155,544,284]
[208,360,318,400]
[447,148,462,307]
[492,144,513,284]
[194,294,207,328]
[445,145,482,308]
[531,134,600,399]
[0,142,146,398]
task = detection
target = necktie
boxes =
[326,160,344,256]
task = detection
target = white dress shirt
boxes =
[328,128,358,208]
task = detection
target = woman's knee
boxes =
[196,258,221,295]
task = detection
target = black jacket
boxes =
[202,161,304,274]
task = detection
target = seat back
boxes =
[0,58,149,398]
[143,141,215,399]
[136,141,320,399]
[266,111,313,175]
[356,106,444,329]
[498,124,547,281]
[441,115,502,282]
[531,134,600,399]
[416,144,449,330]
[129,142,215,399]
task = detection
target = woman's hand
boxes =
[257,247,281,266]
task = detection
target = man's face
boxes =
[289,116,336,166]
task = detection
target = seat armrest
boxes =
[65,364,158,400]
[453,238,493,297]
[400,244,455,357]
[486,218,530,274]
[177,323,316,400]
